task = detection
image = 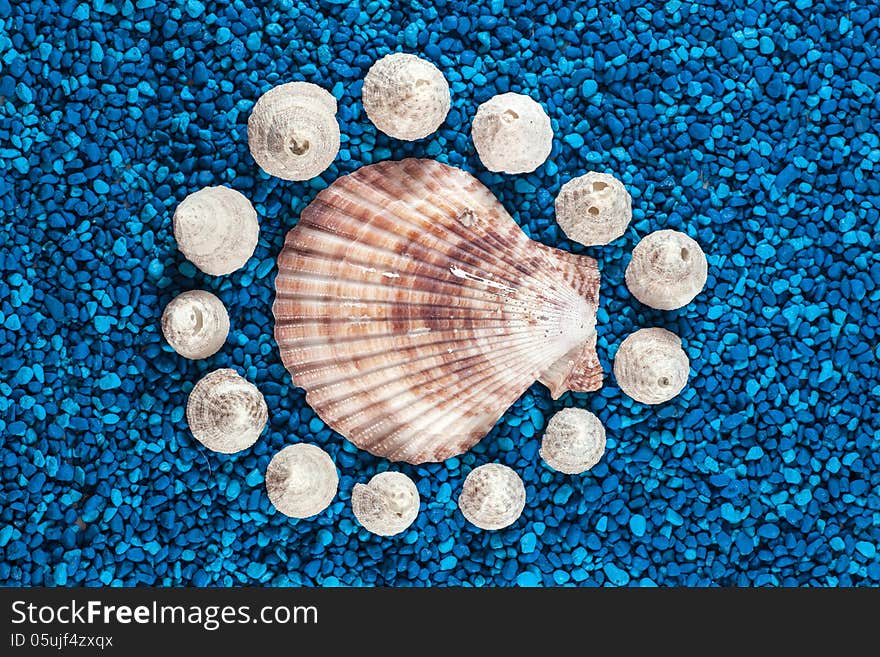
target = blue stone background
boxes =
[1,0,878,586]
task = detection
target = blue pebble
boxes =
[516,571,540,587]
[564,133,585,149]
[689,122,710,140]
[629,514,646,537]
[580,79,598,98]
[855,542,876,559]
[603,563,630,586]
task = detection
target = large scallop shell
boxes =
[273,159,602,464]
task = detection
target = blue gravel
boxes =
[1,2,878,587]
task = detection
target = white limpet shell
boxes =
[351,471,420,536]
[625,229,708,310]
[161,290,229,360]
[471,92,553,174]
[457,463,526,531]
[613,328,689,405]
[173,186,259,276]
[362,53,450,141]
[273,159,603,465]
[186,368,268,453]
[247,81,340,181]
[540,407,606,474]
[265,443,339,519]
[555,172,633,246]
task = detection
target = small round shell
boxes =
[173,186,259,276]
[265,443,338,519]
[351,471,420,537]
[161,290,229,359]
[555,172,632,246]
[613,328,689,404]
[457,463,526,531]
[625,230,708,309]
[247,81,340,181]
[362,53,450,141]
[540,407,606,474]
[471,93,553,174]
[186,369,268,453]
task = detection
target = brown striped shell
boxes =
[273,159,602,464]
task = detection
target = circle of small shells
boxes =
[160,52,709,536]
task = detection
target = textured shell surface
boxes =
[173,186,259,276]
[625,229,708,310]
[540,407,606,474]
[362,53,450,141]
[555,172,633,246]
[161,290,229,359]
[457,463,526,531]
[186,368,268,453]
[351,471,420,536]
[273,158,602,464]
[247,81,340,181]
[265,443,339,519]
[471,93,553,174]
[613,327,689,404]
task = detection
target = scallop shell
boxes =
[613,328,689,404]
[173,186,259,276]
[161,290,229,359]
[362,53,450,141]
[540,407,606,474]
[265,443,338,519]
[471,93,553,174]
[247,81,340,181]
[625,230,708,309]
[555,172,632,246]
[273,159,602,464]
[351,471,420,536]
[186,368,268,453]
[457,463,526,531]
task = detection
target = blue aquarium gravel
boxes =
[1,0,878,587]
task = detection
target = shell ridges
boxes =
[613,327,690,404]
[273,159,602,464]
[247,81,340,181]
[186,368,267,454]
[265,443,338,518]
[351,471,420,536]
[362,53,450,141]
